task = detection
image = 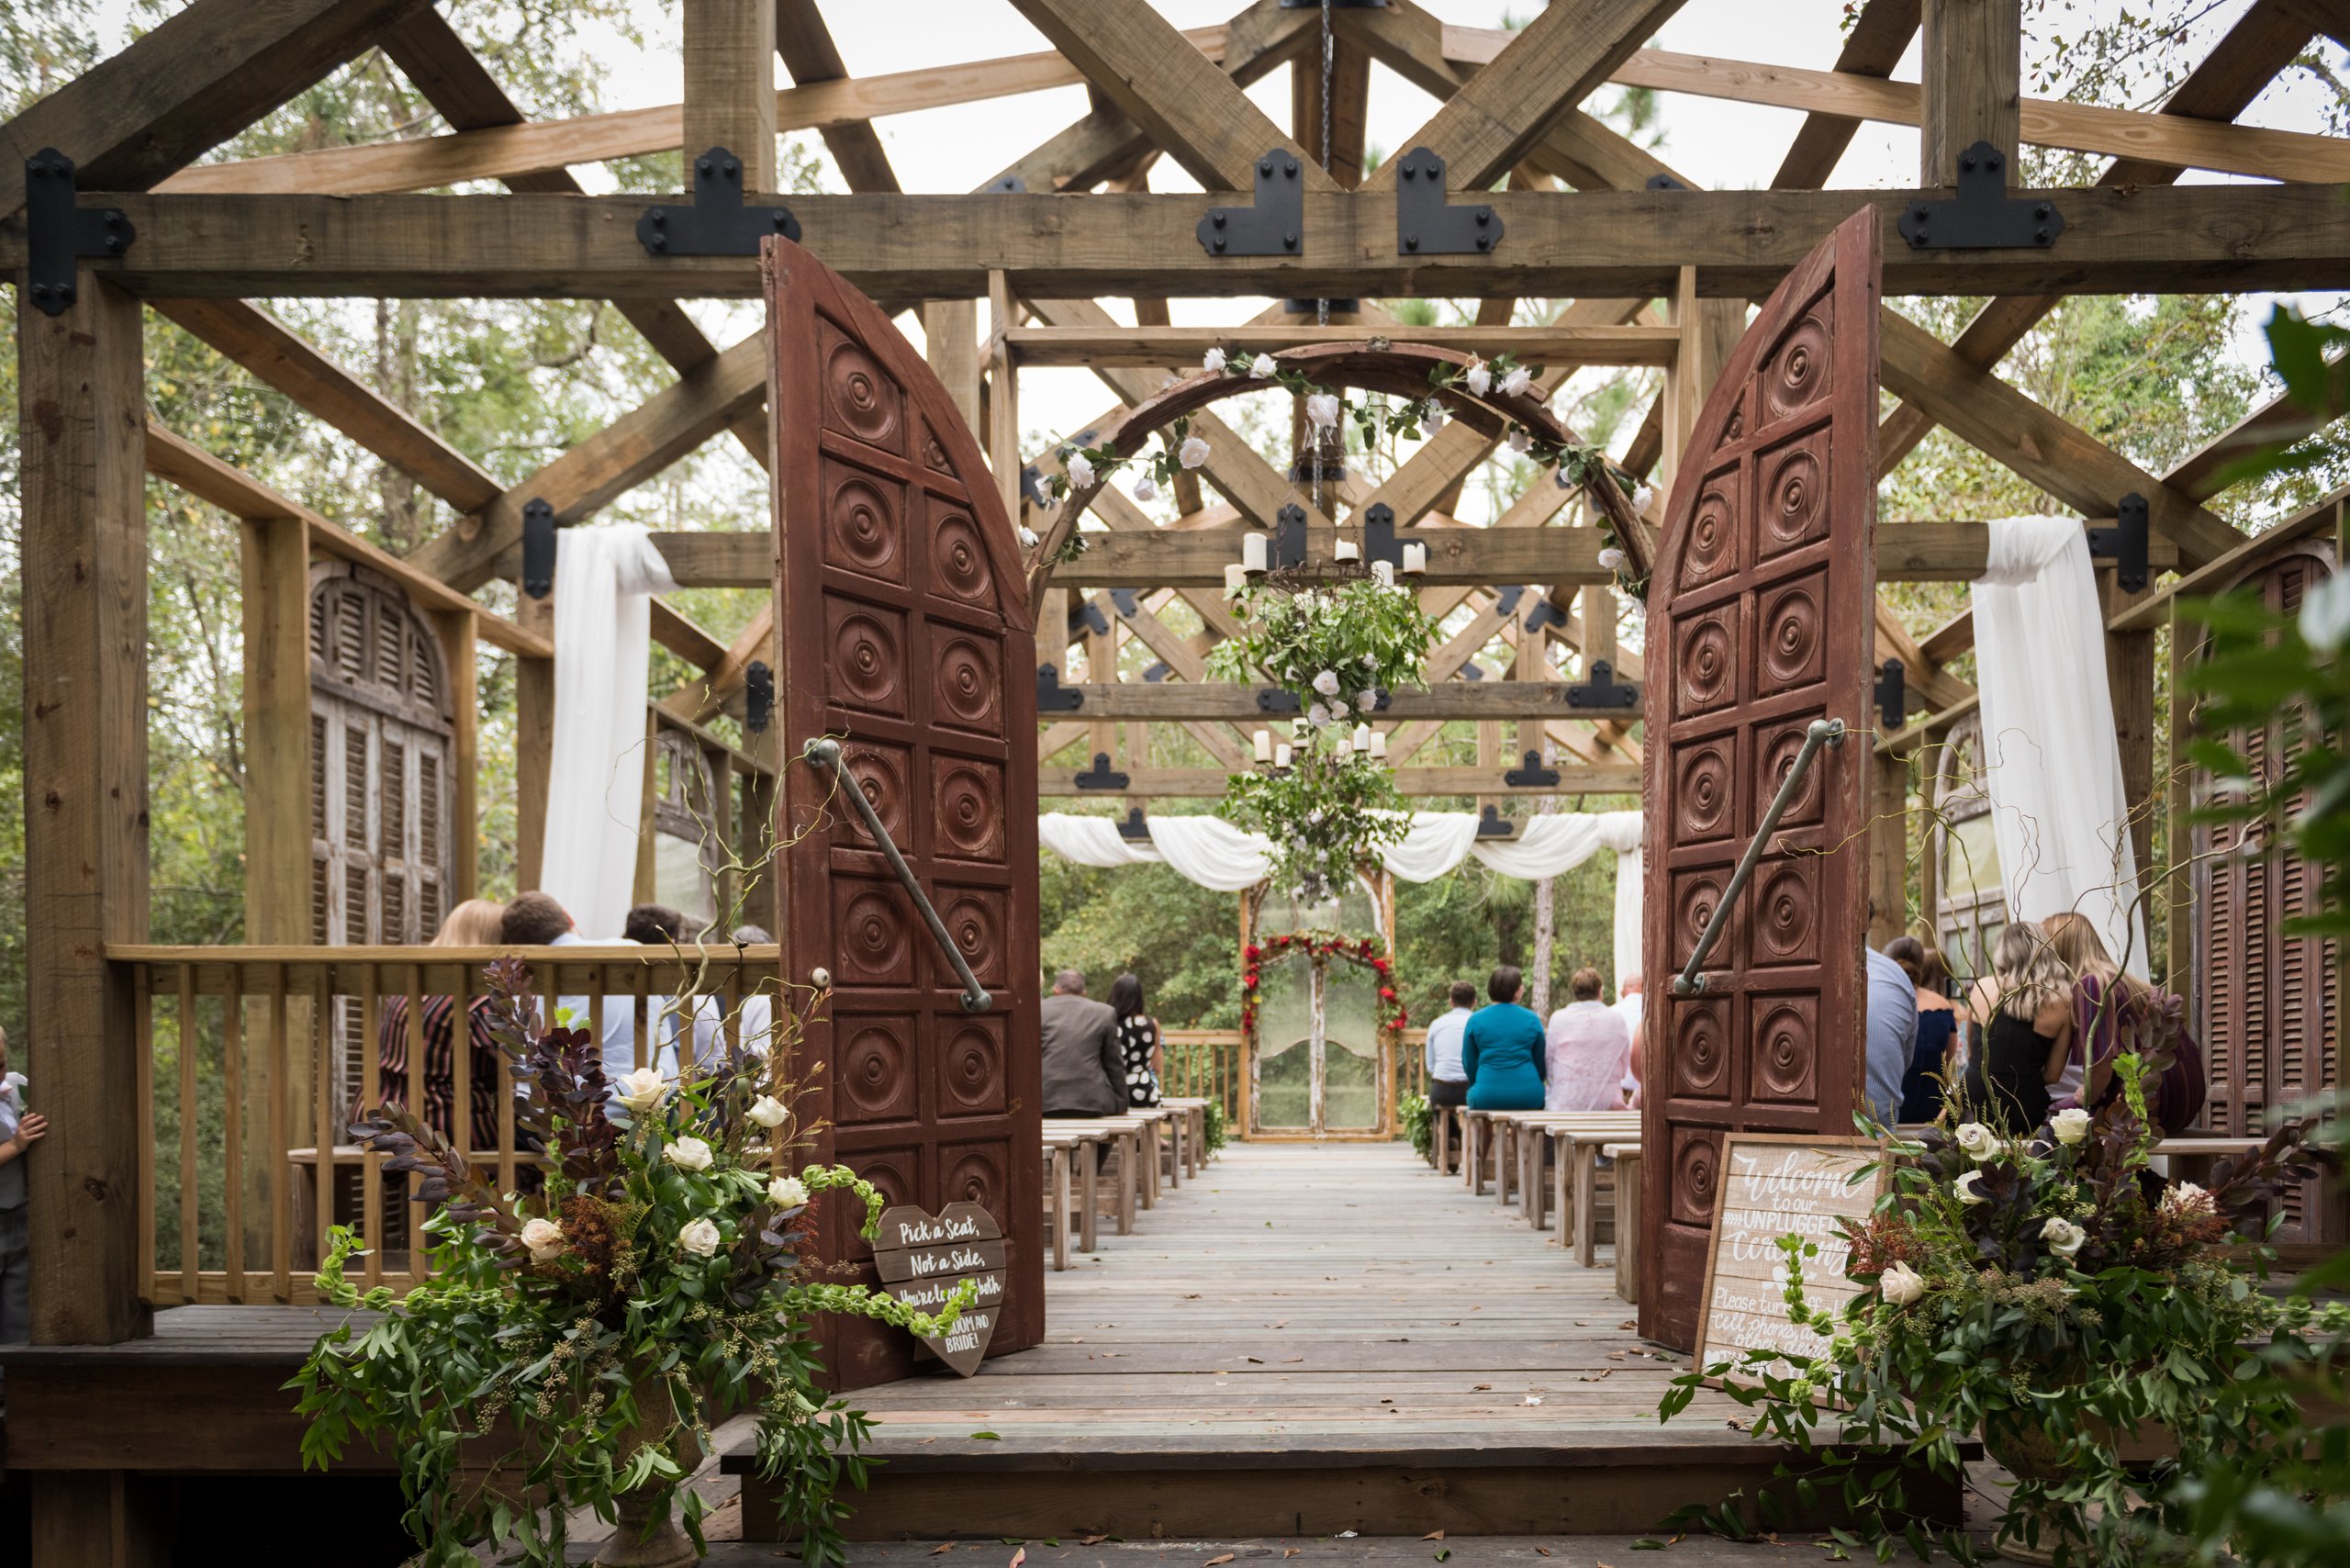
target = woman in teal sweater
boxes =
[1462,966,1548,1110]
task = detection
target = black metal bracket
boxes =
[1895,141,2064,252]
[24,150,132,317]
[1645,174,1687,192]
[638,146,800,257]
[1524,599,1569,634]
[1504,749,1559,789]
[1460,662,1485,682]
[1475,803,1516,838]
[1281,0,1382,6]
[1116,806,1152,841]
[1394,147,1501,256]
[1141,661,1170,684]
[990,174,1027,194]
[521,498,557,599]
[1020,465,1050,512]
[1565,659,1639,711]
[1107,587,1140,618]
[1073,752,1129,791]
[2086,493,2151,593]
[1037,664,1084,712]
[744,661,774,734]
[1070,599,1111,638]
[1874,658,1906,732]
[1198,150,1305,258]
[1270,503,1310,568]
[1283,296,1360,314]
[1256,688,1303,714]
[1491,585,1526,618]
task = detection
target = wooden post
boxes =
[241,515,312,943]
[682,0,778,189]
[2165,608,2196,991]
[515,587,554,891]
[634,708,661,904]
[2105,570,2158,955]
[1869,751,1908,947]
[433,608,479,902]
[22,271,150,1351]
[1921,0,2022,184]
[923,298,983,435]
[988,271,1021,529]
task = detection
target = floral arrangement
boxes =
[1400,1091,1435,1164]
[1662,1055,2343,1565]
[1220,753,1408,905]
[292,958,973,1568]
[1239,932,1407,1043]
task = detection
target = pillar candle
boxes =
[1371,559,1395,587]
[1224,563,1248,592]
[1274,743,1292,770]
[1352,722,1372,753]
[1242,532,1268,572]
[1369,729,1388,759]
[1253,728,1273,762]
[1333,538,1360,562]
[1402,542,1427,574]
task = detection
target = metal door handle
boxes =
[1671,717,1845,997]
[802,738,993,1014]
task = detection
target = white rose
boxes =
[614,1067,668,1114]
[1329,699,1349,719]
[2042,1216,2087,1258]
[1179,434,1211,469]
[1507,428,1531,454]
[1304,392,1341,431]
[747,1094,789,1129]
[1426,405,1448,432]
[665,1136,715,1172]
[2161,1181,2210,1215]
[1878,1260,1926,1306]
[2050,1106,2091,1146]
[1464,359,1492,397]
[2300,570,2350,653]
[1357,689,1378,708]
[1202,347,1226,374]
[1953,1122,1998,1162]
[1064,452,1095,490]
[1017,524,1039,549]
[1954,1169,1987,1205]
[520,1216,565,1263]
[678,1217,722,1258]
[1360,653,1377,667]
[1597,546,1628,571]
[767,1175,810,1211]
[1132,474,1158,503]
[1307,702,1331,728]
[1499,364,1532,398]
[1249,357,1272,379]
[1313,669,1342,698]
[1631,485,1656,514]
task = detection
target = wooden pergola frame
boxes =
[8,0,2350,1549]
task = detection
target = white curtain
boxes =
[541,524,679,939]
[1972,515,2149,976]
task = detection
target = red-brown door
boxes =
[764,240,1043,1388]
[1639,207,1882,1349]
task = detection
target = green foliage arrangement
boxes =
[1660,1060,2339,1566]
[291,958,972,1568]
[1400,1092,1434,1164]
[1201,1099,1229,1158]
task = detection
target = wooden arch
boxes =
[1021,342,1651,613]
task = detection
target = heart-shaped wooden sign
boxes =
[869,1201,1007,1377]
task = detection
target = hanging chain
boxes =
[1313,0,1335,521]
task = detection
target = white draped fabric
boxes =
[1038,808,1646,979]
[541,524,679,939]
[1972,515,2149,976]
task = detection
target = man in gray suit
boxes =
[1039,969,1122,1117]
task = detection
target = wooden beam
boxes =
[1039,762,1641,798]
[774,0,899,193]
[1040,681,1635,720]
[516,593,554,890]
[0,0,429,196]
[21,272,149,1344]
[2165,374,2344,502]
[924,299,983,433]
[1920,0,2022,183]
[240,513,313,945]
[686,0,778,190]
[150,297,502,513]
[143,421,552,659]
[1771,0,1920,188]
[2108,488,2344,633]
[1007,0,1334,194]
[1005,323,1679,368]
[32,184,2350,300]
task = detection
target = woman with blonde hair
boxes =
[1960,921,2075,1134]
[378,900,509,1151]
[2042,911,2204,1134]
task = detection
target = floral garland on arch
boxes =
[1239,932,1408,1042]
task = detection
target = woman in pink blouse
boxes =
[1543,967,1632,1111]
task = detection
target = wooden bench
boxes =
[1041,1119,1144,1243]
[1608,1143,1641,1304]
[1040,1130,1080,1271]
[1536,1120,1639,1267]
[1161,1097,1214,1178]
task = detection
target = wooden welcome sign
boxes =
[869,1202,1007,1377]
[1693,1135,1887,1385]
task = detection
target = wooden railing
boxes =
[1158,1028,1431,1136]
[111,944,786,1307]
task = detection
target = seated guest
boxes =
[1107,973,1163,1109]
[1885,935,1964,1124]
[1962,921,2075,1136]
[1612,976,1644,1108]
[623,902,707,1076]
[1544,967,1631,1111]
[1040,969,1122,1117]
[2043,911,2204,1135]
[1863,937,1919,1128]
[377,900,509,1151]
[1424,981,1476,1157]
[501,891,643,1094]
[1462,966,1547,1112]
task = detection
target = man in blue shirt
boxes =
[1422,981,1476,1168]
[1864,944,1919,1129]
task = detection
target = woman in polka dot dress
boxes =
[1108,972,1163,1109]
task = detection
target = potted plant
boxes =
[1662,1055,2346,1565]
[291,957,972,1568]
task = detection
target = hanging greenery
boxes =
[1220,747,1410,905]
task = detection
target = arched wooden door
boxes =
[1639,207,1882,1349]
[763,240,1043,1388]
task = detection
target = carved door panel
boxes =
[1639,207,1882,1349]
[764,240,1043,1389]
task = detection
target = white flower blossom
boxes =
[2301,570,2350,652]
[678,1217,722,1257]
[1878,1260,1926,1306]
[1307,702,1331,728]
[1313,669,1342,698]
[1631,485,1657,515]
[2041,1216,2087,1258]
[1132,473,1158,504]
[1360,653,1377,667]
[2050,1107,2091,1146]
[2162,1182,2210,1215]
[1358,689,1378,709]
[1249,357,1272,379]
[614,1067,668,1114]
[520,1217,565,1263]
[1426,404,1448,432]
[1954,1122,1999,1162]
[1305,392,1341,431]
[1180,434,1212,469]
[1202,346,1227,374]
[747,1094,789,1129]
[767,1175,810,1211]
[1499,364,1532,398]
[1507,428,1531,454]
[1018,524,1039,549]
[1597,546,1628,572]
[1064,452,1096,491]
[1464,359,1492,397]
[1954,1169,1987,1205]
[1330,699,1349,719]
[665,1136,715,1172]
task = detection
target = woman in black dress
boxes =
[1961,921,2075,1136]
[1107,972,1163,1109]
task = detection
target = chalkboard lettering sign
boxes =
[1693,1135,1886,1386]
[869,1201,1008,1377]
